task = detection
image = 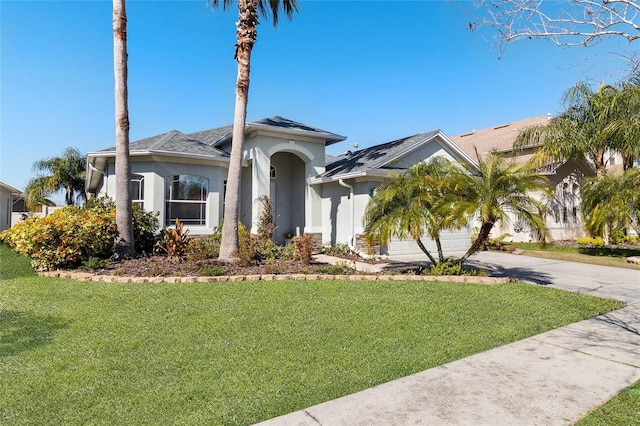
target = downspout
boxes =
[338,179,355,251]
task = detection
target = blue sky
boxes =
[1,0,635,197]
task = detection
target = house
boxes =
[0,182,21,231]
[451,116,595,241]
[86,116,477,256]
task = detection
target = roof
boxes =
[95,116,345,155]
[211,116,347,147]
[451,116,551,160]
[98,130,230,158]
[319,130,472,179]
[0,182,21,194]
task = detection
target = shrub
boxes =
[426,259,463,276]
[316,261,351,275]
[324,243,352,257]
[256,195,276,242]
[132,205,160,254]
[80,257,111,271]
[200,265,226,276]
[293,234,314,266]
[577,236,605,246]
[0,205,117,271]
[185,237,220,262]
[154,219,191,258]
[233,222,255,266]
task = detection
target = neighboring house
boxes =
[451,116,595,242]
[86,116,477,256]
[0,182,21,231]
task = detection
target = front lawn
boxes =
[0,244,623,425]
[511,242,640,270]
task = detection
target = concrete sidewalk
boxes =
[256,252,640,425]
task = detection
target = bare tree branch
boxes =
[453,0,640,57]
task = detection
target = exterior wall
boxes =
[0,186,12,231]
[96,158,226,235]
[244,132,327,239]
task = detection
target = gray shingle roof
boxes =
[100,130,229,158]
[321,130,441,178]
[210,116,347,147]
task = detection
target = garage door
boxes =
[386,227,473,256]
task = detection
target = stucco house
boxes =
[0,182,21,231]
[86,116,477,256]
[451,116,595,242]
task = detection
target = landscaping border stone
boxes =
[37,270,512,285]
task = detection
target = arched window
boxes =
[165,175,208,226]
[130,174,144,209]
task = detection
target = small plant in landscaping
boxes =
[293,234,314,266]
[426,259,463,276]
[200,265,226,276]
[316,261,352,275]
[256,195,276,242]
[324,242,352,257]
[80,257,111,271]
[154,219,191,258]
[577,236,605,247]
[185,237,220,262]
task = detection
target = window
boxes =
[555,177,580,225]
[165,175,208,226]
[270,165,276,179]
[131,175,144,209]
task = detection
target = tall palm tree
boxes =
[24,147,86,211]
[363,157,464,265]
[449,152,552,264]
[581,168,640,242]
[113,0,134,258]
[210,0,298,262]
[515,82,620,177]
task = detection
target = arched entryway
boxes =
[270,152,305,244]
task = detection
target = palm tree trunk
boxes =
[435,238,445,263]
[460,221,494,264]
[415,237,438,266]
[218,0,258,262]
[113,0,134,258]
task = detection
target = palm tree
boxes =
[449,151,552,264]
[363,157,464,265]
[515,82,620,177]
[581,168,640,242]
[606,79,640,170]
[24,147,86,211]
[113,0,134,258]
[210,0,298,262]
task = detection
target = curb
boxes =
[37,270,512,285]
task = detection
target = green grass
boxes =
[576,380,640,425]
[511,242,640,270]
[0,244,623,425]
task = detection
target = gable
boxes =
[318,130,476,181]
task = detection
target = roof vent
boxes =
[353,143,359,151]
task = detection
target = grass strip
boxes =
[0,244,623,425]
[511,242,640,270]
[576,379,640,425]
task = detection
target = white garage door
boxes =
[387,227,473,256]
